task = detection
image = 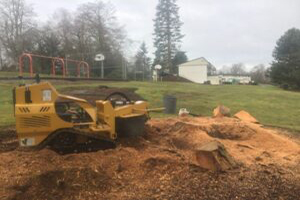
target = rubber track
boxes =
[34,128,116,154]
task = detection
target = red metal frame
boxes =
[18,53,90,78]
[77,61,90,78]
[19,53,33,77]
[51,58,65,77]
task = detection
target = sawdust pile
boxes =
[234,110,259,124]
[1,117,300,200]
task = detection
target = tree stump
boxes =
[213,105,230,118]
[195,140,238,171]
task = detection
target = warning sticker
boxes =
[43,90,52,101]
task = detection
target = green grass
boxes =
[0,71,66,77]
[0,83,15,126]
[0,71,18,77]
[1,81,300,132]
[0,71,39,77]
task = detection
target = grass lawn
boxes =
[0,71,67,77]
[0,71,39,77]
[0,82,15,126]
[1,80,300,132]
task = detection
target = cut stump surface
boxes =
[195,140,238,171]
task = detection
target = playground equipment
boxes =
[18,53,90,78]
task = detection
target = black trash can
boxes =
[163,95,177,114]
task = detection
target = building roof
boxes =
[179,57,212,67]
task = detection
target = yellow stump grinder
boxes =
[13,81,155,153]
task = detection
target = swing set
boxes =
[18,53,90,78]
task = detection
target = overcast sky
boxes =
[27,0,300,69]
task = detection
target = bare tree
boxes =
[207,63,217,75]
[35,24,61,56]
[75,2,125,53]
[230,63,246,75]
[0,0,128,78]
[251,64,268,83]
[135,42,151,81]
[74,1,126,77]
[219,65,231,75]
[0,0,36,65]
[53,9,75,57]
[0,43,3,69]
[73,13,91,58]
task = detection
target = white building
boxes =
[178,57,251,85]
[207,75,222,85]
[178,57,212,84]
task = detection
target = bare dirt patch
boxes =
[1,117,300,200]
[0,127,18,152]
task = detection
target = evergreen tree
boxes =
[153,0,184,73]
[270,28,300,89]
[172,51,187,74]
[135,42,151,81]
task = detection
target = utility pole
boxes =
[143,56,145,81]
[122,56,125,80]
[95,54,105,79]
[154,65,162,82]
[125,61,127,80]
[101,60,104,79]
[65,54,69,77]
[121,55,127,80]
[134,65,137,81]
[0,46,2,70]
